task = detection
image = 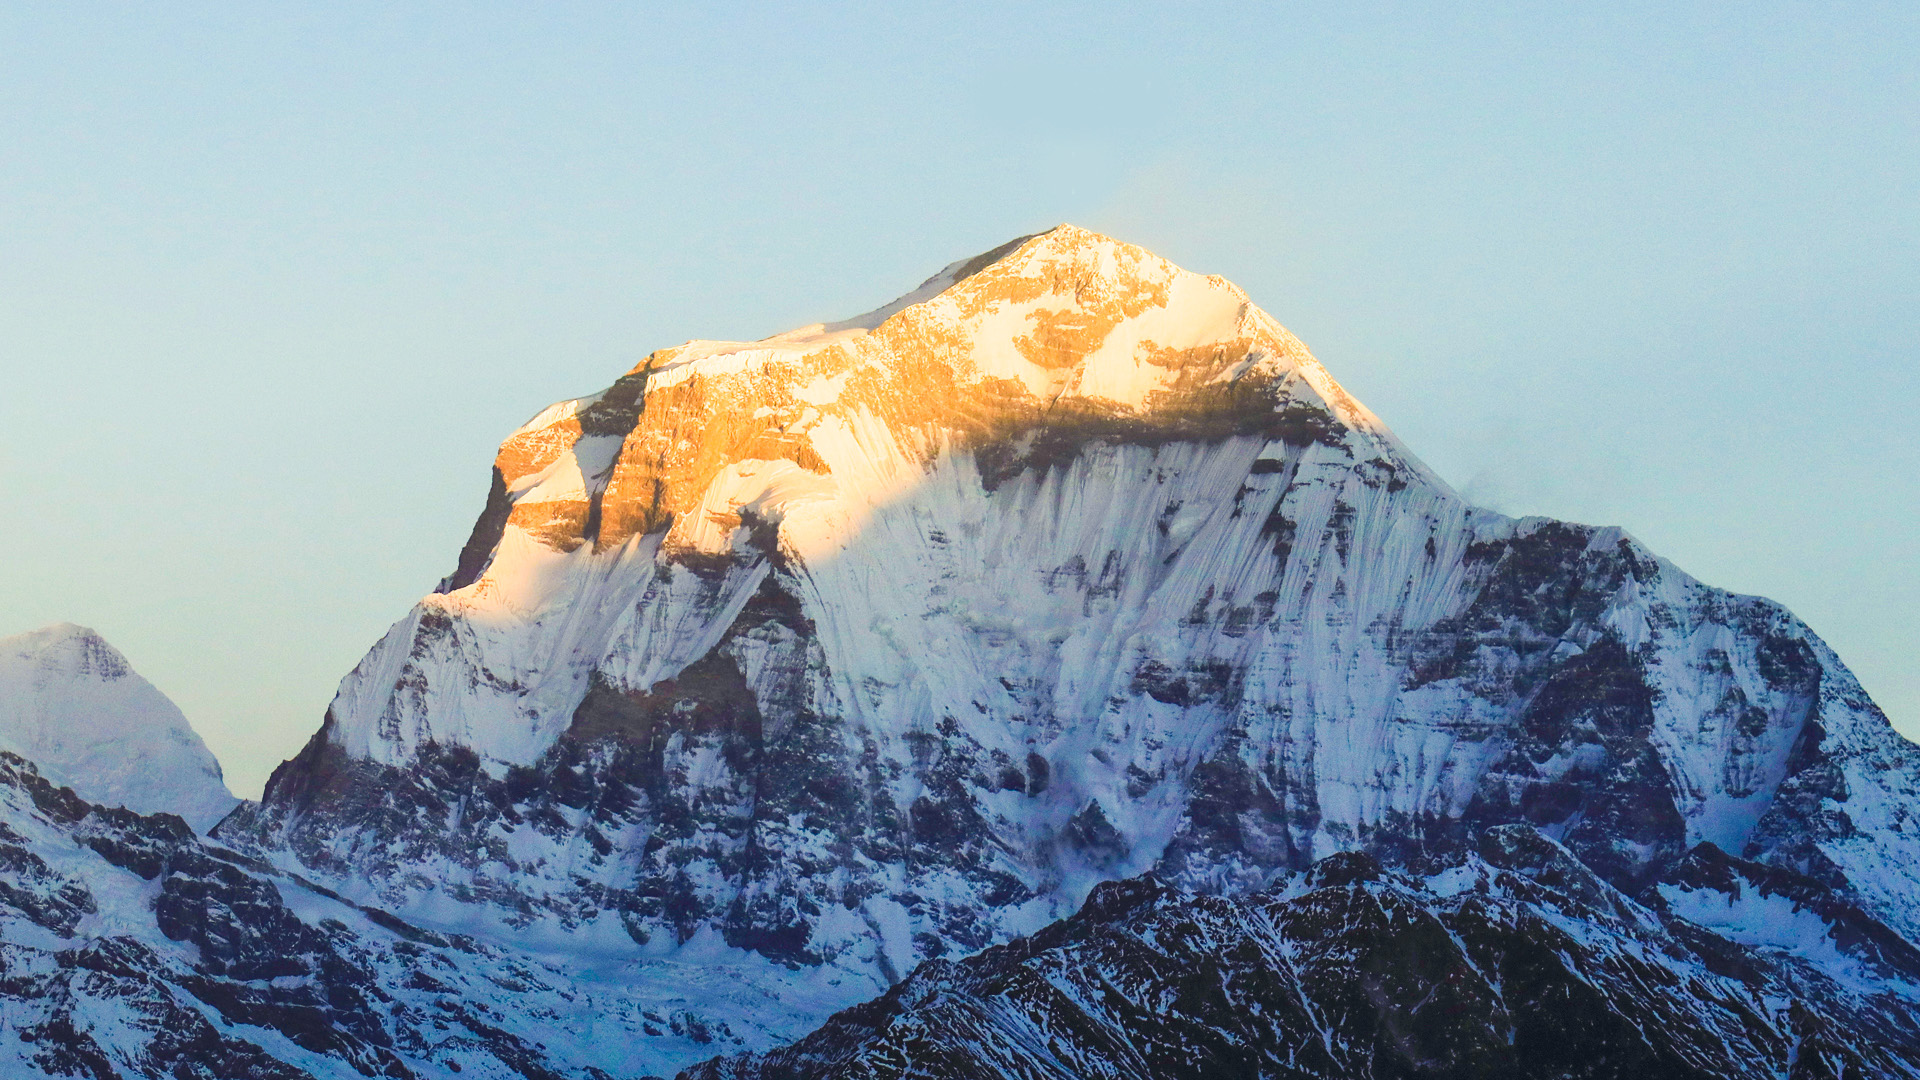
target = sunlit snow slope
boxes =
[222,226,1920,1073]
[0,624,237,832]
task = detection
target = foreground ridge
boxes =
[689,828,1920,1080]
[4,740,1914,1078]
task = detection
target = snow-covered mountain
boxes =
[197,225,1920,1075]
[3,226,1912,1078]
[0,624,237,832]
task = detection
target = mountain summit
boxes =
[0,623,237,831]
[328,224,1429,766]
[206,228,1920,1076]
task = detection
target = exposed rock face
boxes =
[686,829,1920,1080]
[0,624,237,832]
[202,226,1920,1074]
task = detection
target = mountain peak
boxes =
[222,231,1920,1078]
[0,624,237,831]
[634,223,1231,379]
[929,223,1168,291]
[8,622,132,681]
[456,229,1427,596]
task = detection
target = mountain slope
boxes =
[211,226,1920,1073]
[0,624,237,832]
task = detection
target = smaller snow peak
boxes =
[12,621,106,649]
[21,621,90,641]
[7,622,131,682]
[0,623,238,831]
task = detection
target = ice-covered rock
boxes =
[0,624,237,832]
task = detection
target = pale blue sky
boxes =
[2,4,1914,796]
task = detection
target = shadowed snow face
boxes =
[0,623,237,832]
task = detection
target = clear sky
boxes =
[2,4,1914,798]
